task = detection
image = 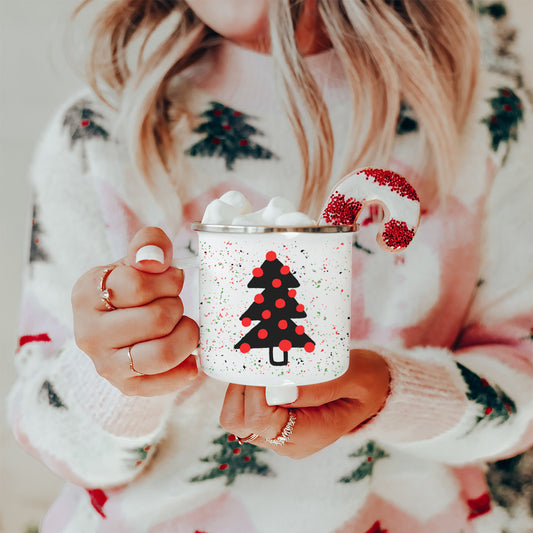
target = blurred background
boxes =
[1,1,532,532]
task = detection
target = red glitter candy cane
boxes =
[319,167,421,253]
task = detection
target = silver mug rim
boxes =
[190,222,357,234]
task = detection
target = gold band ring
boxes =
[128,345,146,376]
[99,266,116,311]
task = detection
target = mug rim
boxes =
[190,222,357,234]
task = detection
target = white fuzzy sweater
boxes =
[8,31,533,533]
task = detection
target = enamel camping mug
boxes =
[187,223,355,397]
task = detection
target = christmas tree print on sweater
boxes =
[457,362,516,432]
[482,86,524,162]
[339,441,389,483]
[39,380,67,409]
[191,432,273,486]
[186,102,275,170]
[30,203,48,263]
[234,251,315,366]
[63,99,109,147]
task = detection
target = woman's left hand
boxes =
[219,349,391,459]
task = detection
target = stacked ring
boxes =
[265,409,296,446]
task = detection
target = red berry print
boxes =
[280,265,290,275]
[288,289,297,298]
[219,463,229,471]
[253,267,263,277]
[239,139,248,146]
[242,317,251,327]
[81,119,90,127]
[254,294,264,304]
[304,342,315,353]
[266,251,277,261]
[262,310,271,319]
[222,124,232,130]
[275,298,285,308]
[278,320,288,329]
[228,434,236,442]
[211,137,221,145]
[272,278,281,288]
[295,325,305,335]
[233,447,241,455]
[296,304,305,313]
[240,343,251,353]
[279,339,292,351]
[214,109,223,116]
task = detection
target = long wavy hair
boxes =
[72,0,480,216]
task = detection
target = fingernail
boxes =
[265,384,298,406]
[136,245,164,264]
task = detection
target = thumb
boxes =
[127,226,173,273]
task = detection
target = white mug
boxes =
[177,223,356,403]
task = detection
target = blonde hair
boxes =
[73,0,480,216]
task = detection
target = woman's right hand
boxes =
[72,227,199,397]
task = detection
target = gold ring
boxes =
[128,345,146,376]
[236,433,259,445]
[99,266,116,311]
[265,409,296,446]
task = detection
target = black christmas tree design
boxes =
[339,441,389,484]
[234,251,315,366]
[190,432,273,486]
[186,102,275,170]
[63,99,109,147]
[457,362,516,431]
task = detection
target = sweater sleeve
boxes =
[354,83,533,465]
[7,95,177,488]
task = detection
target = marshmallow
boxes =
[219,190,253,215]
[262,196,297,225]
[275,211,316,226]
[232,211,266,226]
[201,191,316,228]
[201,199,239,224]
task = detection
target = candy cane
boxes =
[319,167,421,253]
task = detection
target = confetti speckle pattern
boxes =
[197,231,352,386]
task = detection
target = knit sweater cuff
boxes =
[55,341,176,438]
[353,343,468,444]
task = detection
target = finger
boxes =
[220,383,246,432]
[265,400,365,459]
[120,355,199,397]
[220,385,288,442]
[95,263,184,310]
[96,297,185,348]
[242,386,289,440]
[127,227,174,274]
[285,350,389,409]
[114,316,199,375]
